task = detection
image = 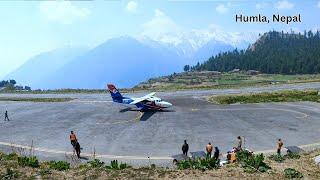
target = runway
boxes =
[0,82,320,166]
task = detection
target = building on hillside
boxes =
[229,69,240,73]
[24,86,31,91]
[15,86,24,90]
[247,70,260,75]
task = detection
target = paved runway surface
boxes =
[0,82,320,166]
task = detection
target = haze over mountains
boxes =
[4,33,257,89]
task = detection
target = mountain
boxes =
[192,40,234,63]
[4,32,256,89]
[4,47,88,89]
[192,30,320,74]
[42,37,186,89]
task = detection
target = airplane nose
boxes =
[166,102,172,107]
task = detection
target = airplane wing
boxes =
[129,92,156,105]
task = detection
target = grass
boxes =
[0,150,319,179]
[0,97,75,102]
[135,72,320,91]
[208,90,320,104]
[2,73,320,94]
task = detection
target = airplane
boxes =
[107,84,172,111]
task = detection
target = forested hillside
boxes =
[191,30,320,74]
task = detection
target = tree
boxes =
[190,30,320,75]
[183,65,190,72]
[9,80,16,85]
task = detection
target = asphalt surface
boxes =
[0,82,320,167]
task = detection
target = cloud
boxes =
[141,9,182,45]
[255,3,268,9]
[318,1,320,8]
[216,4,228,14]
[126,1,138,13]
[275,0,294,10]
[39,1,90,24]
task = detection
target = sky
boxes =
[0,0,319,78]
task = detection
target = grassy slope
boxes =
[135,72,320,91]
[208,90,320,104]
[2,73,320,94]
[0,150,319,179]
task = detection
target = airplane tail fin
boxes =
[107,84,123,103]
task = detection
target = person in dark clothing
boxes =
[4,111,9,121]
[214,146,220,160]
[75,141,81,158]
[182,140,189,156]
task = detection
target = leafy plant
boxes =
[3,153,19,161]
[48,161,70,171]
[269,154,285,162]
[284,152,300,159]
[176,157,220,170]
[269,152,300,163]
[18,156,39,168]
[284,168,303,179]
[87,159,105,168]
[236,150,271,173]
[105,160,131,170]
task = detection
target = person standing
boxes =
[277,139,284,155]
[214,146,220,160]
[69,131,77,148]
[75,141,81,158]
[237,136,242,151]
[182,140,189,156]
[4,110,9,121]
[206,142,213,158]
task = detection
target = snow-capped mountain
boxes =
[4,31,259,89]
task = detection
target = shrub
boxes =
[87,159,105,168]
[3,153,19,161]
[48,161,70,171]
[284,168,303,179]
[105,160,131,170]
[177,157,220,170]
[269,152,300,163]
[236,150,271,173]
[18,156,40,168]
[0,168,19,179]
[284,152,300,159]
[38,168,51,176]
[269,154,285,162]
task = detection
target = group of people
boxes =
[182,136,284,162]
[182,140,220,160]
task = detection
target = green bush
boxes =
[269,154,285,162]
[269,152,300,163]
[236,150,271,173]
[3,153,19,161]
[105,160,131,170]
[284,168,303,179]
[48,161,70,171]
[177,157,220,170]
[87,159,105,168]
[18,156,39,168]
[284,152,300,159]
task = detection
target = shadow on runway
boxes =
[119,108,175,121]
